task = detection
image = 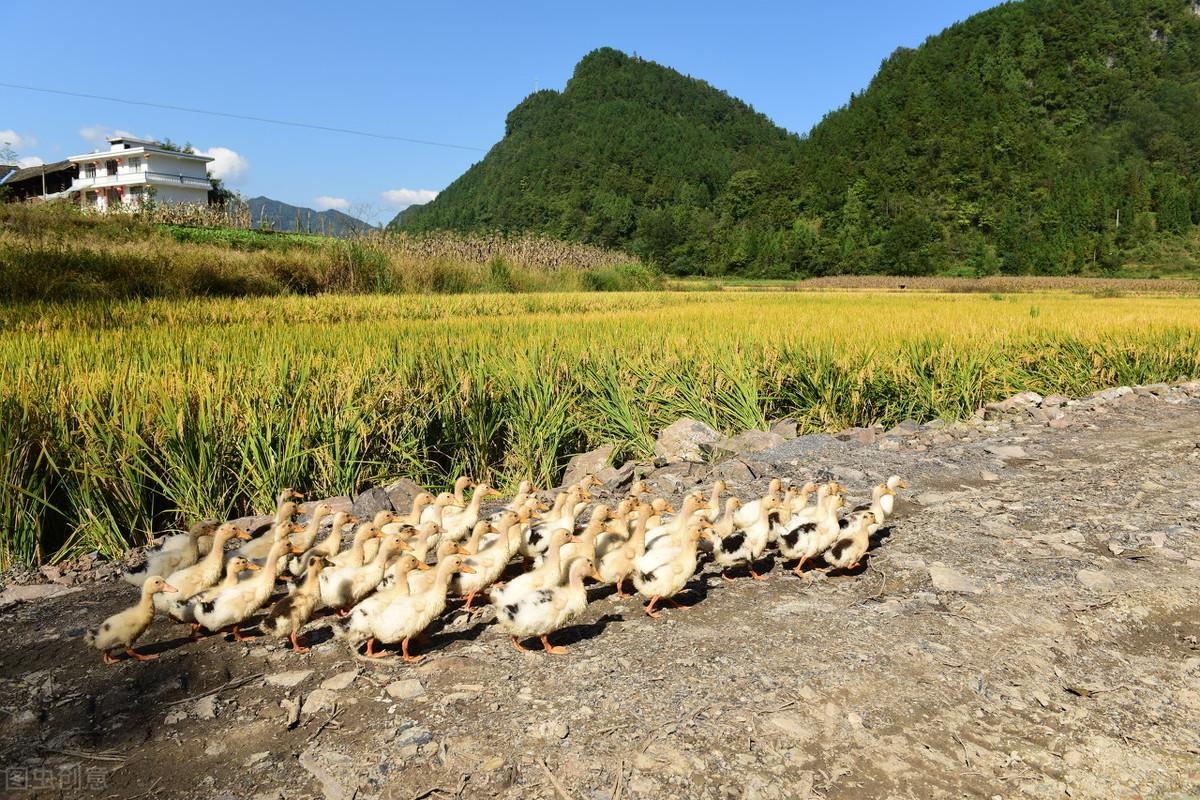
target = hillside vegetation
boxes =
[0,203,653,299]
[394,0,1200,278]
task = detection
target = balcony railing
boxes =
[75,171,211,190]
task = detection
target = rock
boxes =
[929,563,982,594]
[385,679,425,700]
[351,487,394,519]
[561,444,615,489]
[298,746,352,800]
[886,419,921,437]
[1090,386,1133,403]
[878,438,902,451]
[764,712,814,740]
[303,688,339,714]
[533,719,569,740]
[229,514,274,537]
[1048,415,1071,430]
[1179,379,1200,396]
[984,444,1029,459]
[0,584,81,608]
[702,429,786,461]
[299,497,352,518]
[320,670,357,691]
[836,427,878,446]
[193,694,219,720]
[1076,569,1115,592]
[710,459,756,483]
[647,461,705,493]
[265,670,313,688]
[595,460,637,491]
[393,719,434,747]
[769,418,799,439]
[653,418,720,463]
[244,751,270,767]
[1042,394,1070,407]
[383,478,426,513]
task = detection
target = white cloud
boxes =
[0,129,38,152]
[381,188,439,209]
[78,125,138,147]
[16,156,44,168]
[313,195,350,211]
[194,146,249,182]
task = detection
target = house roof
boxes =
[68,146,212,164]
[0,160,76,185]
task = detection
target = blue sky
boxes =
[3,0,997,224]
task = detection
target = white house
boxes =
[68,136,213,211]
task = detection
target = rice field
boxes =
[3,290,1200,567]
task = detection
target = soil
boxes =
[1,385,1198,800]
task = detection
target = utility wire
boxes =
[0,81,487,152]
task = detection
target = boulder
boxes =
[299,496,352,520]
[836,427,878,446]
[653,418,720,463]
[701,430,786,462]
[229,514,274,538]
[984,444,1030,460]
[595,460,638,491]
[350,487,394,519]
[561,445,615,489]
[383,478,426,513]
[1089,386,1133,403]
[984,391,1044,417]
[928,563,982,594]
[769,418,799,439]
[647,461,705,493]
[1075,569,1115,592]
[710,459,756,483]
[886,419,921,438]
[1041,394,1070,408]
[0,583,82,608]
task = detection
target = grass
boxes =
[2,290,1199,567]
[0,202,657,299]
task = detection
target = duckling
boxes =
[699,480,728,523]
[360,511,400,563]
[329,520,384,568]
[440,483,499,544]
[381,492,435,534]
[546,505,609,573]
[452,516,524,611]
[237,507,301,561]
[779,494,847,577]
[420,477,473,523]
[522,489,583,560]
[123,520,219,588]
[288,503,335,552]
[288,511,357,577]
[644,494,705,552]
[192,538,294,640]
[86,576,177,664]
[823,511,879,573]
[850,484,898,523]
[157,524,252,618]
[262,555,332,652]
[625,479,651,502]
[734,478,783,528]
[177,557,262,634]
[492,528,577,611]
[406,539,467,594]
[708,494,780,580]
[348,555,474,661]
[319,532,407,614]
[494,556,594,654]
[597,504,652,597]
[633,519,707,618]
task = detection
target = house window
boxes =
[84,163,96,179]
[126,157,142,172]
[105,160,118,176]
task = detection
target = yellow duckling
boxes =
[86,576,177,664]
[262,555,331,652]
[823,511,880,572]
[122,520,219,588]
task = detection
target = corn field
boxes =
[3,290,1199,567]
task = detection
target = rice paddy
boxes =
[3,290,1199,567]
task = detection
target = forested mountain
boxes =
[394,1,1200,276]
[248,197,374,237]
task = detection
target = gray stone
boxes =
[229,514,274,538]
[385,679,426,700]
[702,430,786,461]
[984,444,1029,459]
[886,419,921,437]
[394,720,434,747]
[561,445,615,489]
[1076,569,1115,592]
[0,583,81,608]
[1090,386,1133,403]
[383,479,426,514]
[1180,380,1200,396]
[1042,394,1070,407]
[299,497,352,519]
[765,711,815,740]
[595,460,637,491]
[878,438,902,451]
[1048,415,1071,430]
[350,487,394,519]
[266,670,313,688]
[769,418,799,439]
[303,688,340,714]
[653,418,721,463]
[836,427,877,446]
[710,459,756,483]
[929,563,982,594]
[193,694,219,720]
[320,669,358,691]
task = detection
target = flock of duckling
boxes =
[86,474,906,664]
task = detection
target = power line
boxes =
[0,81,487,152]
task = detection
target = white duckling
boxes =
[440,483,499,544]
[262,554,331,652]
[123,520,219,588]
[406,539,467,594]
[643,494,706,552]
[192,538,294,640]
[287,511,357,577]
[319,532,407,614]
[360,511,401,563]
[491,528,577,611]
[288,503,335,553]
[157,524,252,618]
[420,477,473,523]
[452,516,524,611]
[348,555,474,661]
[708,493,780,580]
[699,480,728,523]
[236,505,302,560]
[494,557,594,654]
[86,576,177,664]
[381,492,435,535]
[522,489,583,560]
[733,478,783,528]
[850,484,898,524]
[329,520,385,568]
[633,520,707,618]
[779,494,847,577]
[597,505,651,597]
[823,511,880,573]
[176,556,261,635]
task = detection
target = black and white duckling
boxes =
[192,538,294,640]
[262,555,331,652]
[633,519,707,618]
[521,489,583,560]
[176,556,261,636]
[823,511,880,573]
[494,556,594,654]
[86,576,177,664]
[123,520,219,588]
[644,493,706,552]
[734,478,783,528]
[778,494,847,577]
[348,555,474,661]
[850,483,898,524]
[708,493,780,580]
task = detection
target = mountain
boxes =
[392,3,1200,276]
[247,196,374,237]
[391,47,804,272]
